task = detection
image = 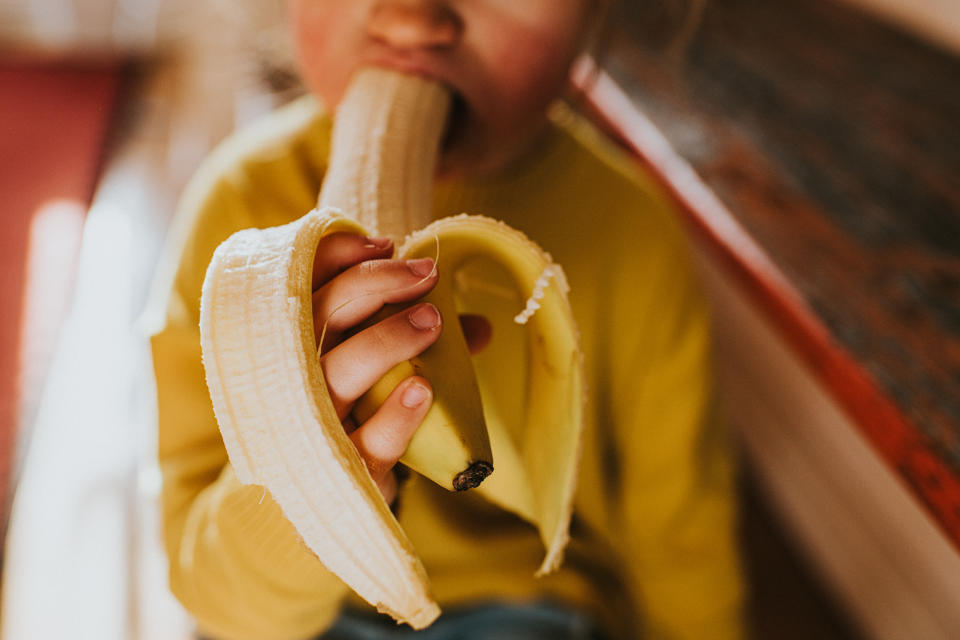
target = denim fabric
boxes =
[319,601,609,640]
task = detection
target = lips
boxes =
[359,47,454,87]
[440,90,468,153]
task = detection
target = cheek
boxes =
[478,27,580,133]
[291,2,358,108]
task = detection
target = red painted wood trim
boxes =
[572,63,960,551]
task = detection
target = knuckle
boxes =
[354,258,387,279]
[355,260,376,277]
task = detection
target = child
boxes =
[149,1,745,638]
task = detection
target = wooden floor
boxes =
[740,468,864,640]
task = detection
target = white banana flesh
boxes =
[199,67,584,628]
[319,68,450,240]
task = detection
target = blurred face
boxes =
[291,0,595,177]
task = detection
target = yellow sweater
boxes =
[149,95,744,640]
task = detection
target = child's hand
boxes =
[310,231,480,504]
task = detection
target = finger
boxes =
[459,313,492,355]
[379,471,399,507]
[341,413,358,434]
[312,232,393,290]
[320,302,441,418]
[350,376,432,502]
[313,257,437,343]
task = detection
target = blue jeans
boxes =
[319,601,609,640]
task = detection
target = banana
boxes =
[393,214,583,577]
[322,69,493,492]
[318,67,449,238]
[199,68,584,628]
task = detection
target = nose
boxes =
[367,1,463,50]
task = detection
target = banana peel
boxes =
[199,68,585,628]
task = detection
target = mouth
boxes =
[354,57,467,155]
[440,90,468,154]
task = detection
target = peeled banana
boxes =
[199,68,584,628]
[318,66,448,238]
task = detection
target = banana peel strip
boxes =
[200,207,439,629]
[398,213,585,576]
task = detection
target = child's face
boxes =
[291,0,595,177]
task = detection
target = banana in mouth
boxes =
[199,67,584,628]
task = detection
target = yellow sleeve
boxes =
[606,216,746,640]
[149,160,348,640]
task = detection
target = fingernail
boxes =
[407,257,435,277]
[364,236,392,249]
[409,303,440,330]
[401,382,429,408]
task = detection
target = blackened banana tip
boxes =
[453,461,494,491]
